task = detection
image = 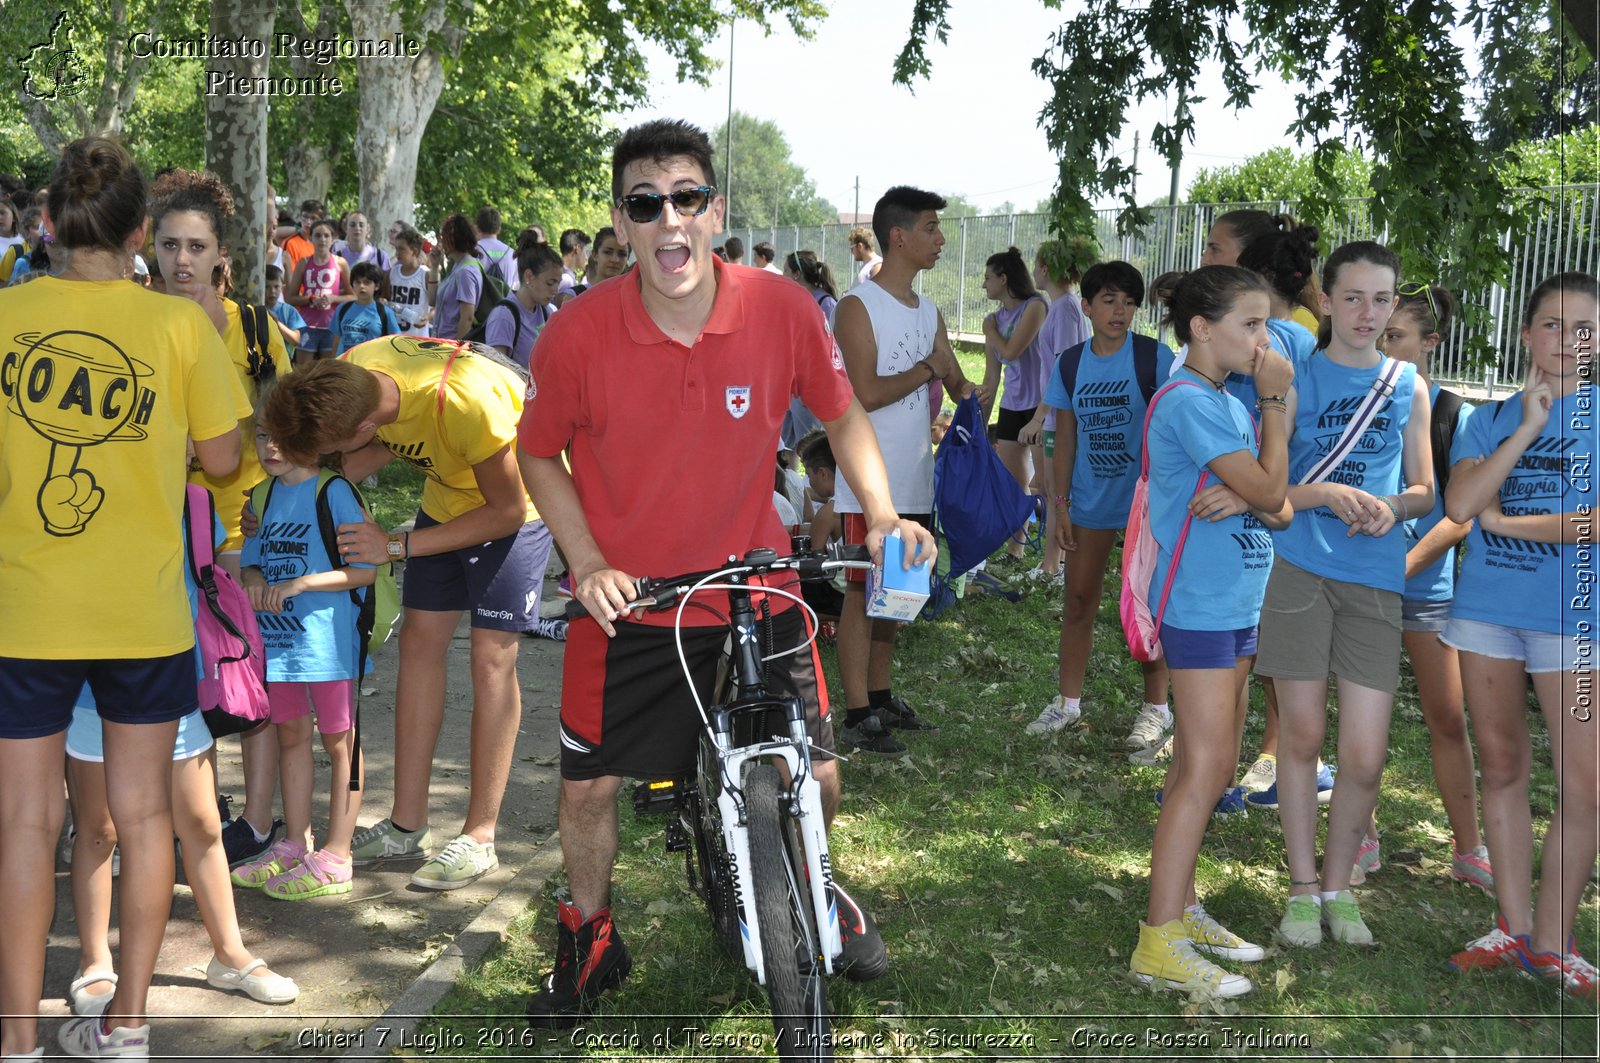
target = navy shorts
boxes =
[401,512,553,631]
[0,650,199,740]
[1162,624,1259,671]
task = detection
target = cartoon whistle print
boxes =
[3,330,155,536]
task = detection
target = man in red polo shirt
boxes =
[518,118,932,1026]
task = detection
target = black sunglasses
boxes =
[617,185,716,224]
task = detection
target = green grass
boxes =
[403,540,1598,1061]
[359,460,428,529]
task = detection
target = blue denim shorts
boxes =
[1162,623,1259,670]
[1441,616,1587,674]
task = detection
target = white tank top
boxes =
[388,262,432,336]
[833,279,937,515]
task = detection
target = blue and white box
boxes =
[865,531,932,621]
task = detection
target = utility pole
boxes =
[853,175,860,223]
[1167,87,1185,207]
[1132,132,1140,187]
[723,19,735,224]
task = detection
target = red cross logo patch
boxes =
[725,386,752,419]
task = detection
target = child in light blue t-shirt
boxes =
[237,427,377,900]
[1033,261,1175,748]
[1129,265,1295,998]
[332,260,399,356]
[1437,272,1599,993]
[64,492,297,1017]
[265,263,307,350]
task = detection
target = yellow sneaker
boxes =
[1183,905,1266,962]
[1131,919,1253,998]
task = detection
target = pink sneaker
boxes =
[229,838,307,889]
[1450,844,1494,895]
[1348,836,1381,885]
[263,847,353,900]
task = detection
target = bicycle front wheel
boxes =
[746,764,833,1061]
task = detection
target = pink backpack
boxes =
[1120,381,1209,663]
[184,484,270,736]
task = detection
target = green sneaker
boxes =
[1278,894,1322,947]
[410,834,498,891]
[350,819,432,866]
[1322,890,1374,945]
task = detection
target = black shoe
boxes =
[832,882,888,982]
[526,902,633,1027]
[877,694,938,733]
[221,816,282,869]
[837,713,908,758]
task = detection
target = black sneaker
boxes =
[837,713,908,757]
[526,902,633,1028]
[221,816,283,869]
[877,694,938,733]
[832,882,888,981]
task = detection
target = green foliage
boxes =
[1498,125,1600,187]
[1186,146,1373,206]
[894,0,1583,366]
[1473,0,1596,152]
[711,112,839,229]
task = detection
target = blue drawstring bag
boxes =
[931,394,1038,578]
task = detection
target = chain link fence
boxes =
[726,185,1597,395]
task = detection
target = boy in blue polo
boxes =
[1031,261,1175,746]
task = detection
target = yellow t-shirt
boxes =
[346,337,536,523]
[189,300,292,551]
[1291,305,1320,336]
[0,277,248,658]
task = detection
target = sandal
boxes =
[264,847,353,901]
[68,968,117,1017]
[205,956,298,1004]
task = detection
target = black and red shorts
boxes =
[840,511,932,584]
[558,606,831,781]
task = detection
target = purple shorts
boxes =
[1161,624,1259,671]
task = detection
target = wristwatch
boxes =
[386,532,407,560]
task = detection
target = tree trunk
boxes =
[282,141,337,212]
[204,0,273,304]
[346,0,462,231]
[1561,0,1597,58]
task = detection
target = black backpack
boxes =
[1054,333,1162,406]
[454,257,509,329]
[235,300,276,397]
[1429,387,1467,497]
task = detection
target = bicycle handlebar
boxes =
[628,543,872,613]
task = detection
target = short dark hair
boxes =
[390,224,423,253]
[298,199,325,219]
[1080,260,1145,305]
[264,263,283,282]
[723,236,744,261]
[872,186,945,252]
[474,206,502,234]
[559,227,590,255]
[517,243,563,280]
[797,429,834,473]
[753,241,776,264]
[350,260,384,286]
[611,118,718,202]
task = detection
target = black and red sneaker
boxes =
[833,882,888,982]
[525,902,633,1027]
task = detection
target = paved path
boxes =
[38,603,568,1062]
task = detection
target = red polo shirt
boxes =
[520,258,852,626]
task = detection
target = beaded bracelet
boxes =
[1256,398,1287,414]
[1382,495,1403,523]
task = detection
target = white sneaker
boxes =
[1238,754,1277,793]
[1125,703,1171,750]
[1129,733,1174,766]
[58,1017,151,1058]
[1025,695,1080,735]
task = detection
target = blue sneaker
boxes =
[1155,785,1248,818]
[1244,763,1335,810]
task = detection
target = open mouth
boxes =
[655,243,690,272]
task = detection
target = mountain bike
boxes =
[628,543,872,1062]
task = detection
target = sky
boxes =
[626,0,1307,218]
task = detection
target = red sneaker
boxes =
[1448,915,1523,972]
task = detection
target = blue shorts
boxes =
[402,513,553,631]
[1441,617,1586,675]
[0,651,198,740]
[1162,624,1259,671]
[66,703,213,762]
[1402,597,1451,634]
[299,326,335,355]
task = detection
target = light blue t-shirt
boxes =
[268,298,307,333]
[240,475,374,681]
[1147,378,1273,630]
[1450,387,1599,636]
[1273,353,1418,593]
[1043,333,1176,529]
[1403,383,1474,603]
[333,300,399,357]
[68,510,223,761]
